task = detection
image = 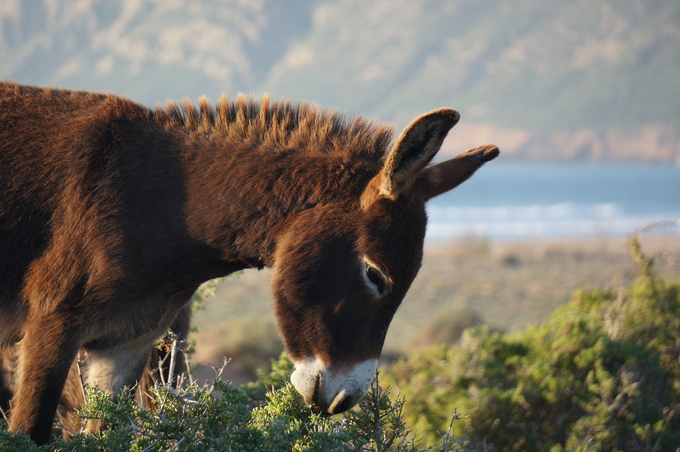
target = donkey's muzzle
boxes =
[290,358,378,414]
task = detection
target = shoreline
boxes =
[425,233,680,258]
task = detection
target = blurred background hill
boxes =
[2,0,680,161]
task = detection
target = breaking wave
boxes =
[426,203,679,240]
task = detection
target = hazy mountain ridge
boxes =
[0,0,315,100]
[2,0,679,161]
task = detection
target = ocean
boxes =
[426,162,680,241]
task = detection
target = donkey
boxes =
[0,80,498,444]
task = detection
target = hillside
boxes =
[2,0,679,161]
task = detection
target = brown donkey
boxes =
[0,81,498,444]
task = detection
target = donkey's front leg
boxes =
[9,315,81,445]
[82,343,155,435]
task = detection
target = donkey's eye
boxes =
[366,266,386,295]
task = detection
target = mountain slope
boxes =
[0,0,315,102]
[263,0,680,133]
[2,0,679,160]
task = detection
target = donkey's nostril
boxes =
[327,389,355,414]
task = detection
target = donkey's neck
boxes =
[182,140,378,268]
[152,95,393,273]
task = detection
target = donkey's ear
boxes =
[378,108,460,199]
[419,144,499,201]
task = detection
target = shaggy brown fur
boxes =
[0,81,498,444]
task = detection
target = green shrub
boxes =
[242,351,295,402]
[383,236,680,451]
[0,352,477,451]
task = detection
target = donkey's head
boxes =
[271,109,498,414]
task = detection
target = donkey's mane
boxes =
[153,94,395,159]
